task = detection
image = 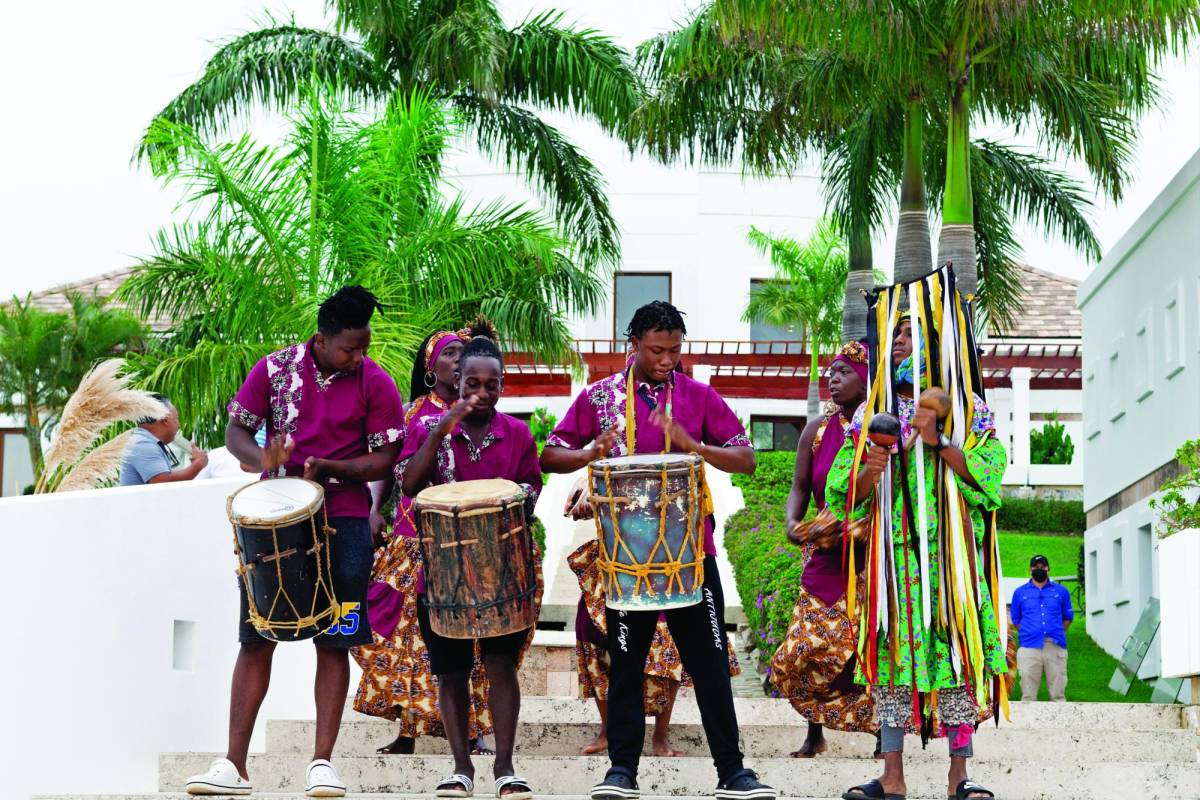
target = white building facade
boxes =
[1078,149,1200,678]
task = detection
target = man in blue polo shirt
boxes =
[1010,554,1074,701]
[119,394,208,486]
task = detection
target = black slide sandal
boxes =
[843,778,905,800]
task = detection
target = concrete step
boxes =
[428,695,1186,731]
[157,754,1200,799]
[37,796,837,800]
[267,718,1198,763]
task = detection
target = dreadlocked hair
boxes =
[317,285,382,334]
[461,314,499,343]
[625,300,687,339]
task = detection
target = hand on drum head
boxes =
[589,427,618,461]
[303,456,326,481]
[262,434,294,473]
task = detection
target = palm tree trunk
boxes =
[938,52,978,298]
[895,94,932,286]
[806,346,821,422]
[842,221,874,342]
[23,395,44,481]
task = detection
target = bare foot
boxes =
[376,735,415,755]
[651,738,683,757]
[470,735,494,755]
[581,732,607,754]
[789,737,827,758]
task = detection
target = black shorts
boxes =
[238,516,374,648]
[416,594,530,675]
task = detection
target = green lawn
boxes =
[997,531,1156,703]
[997,531,1082,579]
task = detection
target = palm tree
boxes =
[708,1,1198,303]
[742,220,852,421]
[0,293,146,479]
[120,86,604,447]
[139,2,644,269]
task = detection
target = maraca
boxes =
[867,412,902,448]
[905,386,952,449]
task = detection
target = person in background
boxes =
[195,429,267,479]
[119,394,208,486]
[1011,555,1074,702]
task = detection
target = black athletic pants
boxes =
[604,555,744,782]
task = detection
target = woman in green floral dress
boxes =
[829,317,1007,800]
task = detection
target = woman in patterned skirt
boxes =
[770,342,879,758]
[352,324,494,755]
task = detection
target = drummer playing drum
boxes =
[541,301,777,800]
[185,286,404,799]
[399,330,543,800]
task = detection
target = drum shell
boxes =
[590,457,704,611]
[235,514,336,641]
[416,488,538,639]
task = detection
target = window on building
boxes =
[1138,524,1153,606]
[1112,537,1124,591]
[748,280,804,354]
[1088,550,1099,606]
[1,430,34,497]
[750,416,803,451]
[614,273,671,340]
[1134,310,1153,402]
[1162,286,1186,379]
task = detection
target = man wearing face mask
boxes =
[1010,555,1074,702]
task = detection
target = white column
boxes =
[1011,366,1032,486]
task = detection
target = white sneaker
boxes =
[306,759,347,798]
[185,758,252,795]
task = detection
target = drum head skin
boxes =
[416,479,523,508]
[593,452,703,471]
[229,478,323,525]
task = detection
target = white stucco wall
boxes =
[1079,148,1200,664]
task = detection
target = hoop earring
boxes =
[423,371,436,388]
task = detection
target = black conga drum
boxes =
[227,477,339,641]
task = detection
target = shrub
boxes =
[531,515,547,554]
[732,449,794,507]
[996,497,1085,533]
[1030,413,1075,465]
[723,491,807,672]
[1149,438,1200,539]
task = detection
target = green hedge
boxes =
[996,497,1085,534]
[732,449,794,507]
[724,504,806,674]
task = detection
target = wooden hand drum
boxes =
[589,453,706,611]
[414,479,538,639]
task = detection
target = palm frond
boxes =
[452,94,619,267]
[138,26,391,168]
[503,10,644,132]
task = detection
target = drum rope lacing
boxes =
[420,497,538,614]
[228,484,340,639]
[592,458,706,601]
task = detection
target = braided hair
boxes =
[317,285,383,335]
[460,318,503,370]
[408,331,438,403]
[625,300,687,339]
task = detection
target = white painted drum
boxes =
[229,477,322,524]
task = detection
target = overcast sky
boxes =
[1,0,1196,299]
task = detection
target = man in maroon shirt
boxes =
[185,286,403,798]
[542,302,776,800]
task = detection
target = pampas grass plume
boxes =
[56,430,134,492]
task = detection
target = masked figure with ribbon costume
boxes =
[830,267,1008,800]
